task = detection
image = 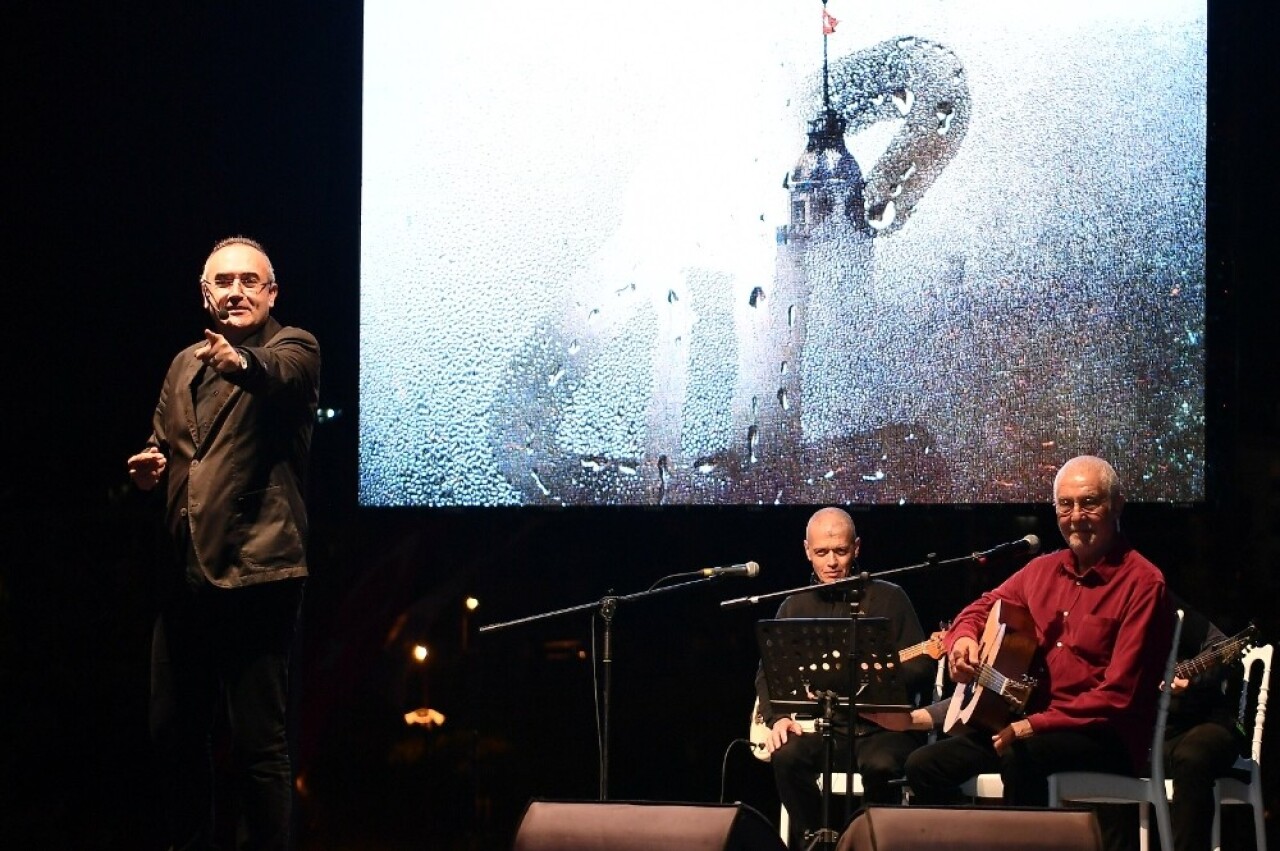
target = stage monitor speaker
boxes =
[836,805,1103,851]
[511,799,787,851]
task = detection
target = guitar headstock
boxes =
[924,631,947,660]
[1224,621,1261,661]
[924,620,953,660]
[1244,621,1260,645]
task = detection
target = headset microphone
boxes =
[202,282,230,321]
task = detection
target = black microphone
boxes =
[973,534,1041,564]
[699,561,761,578]
[202,282,230,321]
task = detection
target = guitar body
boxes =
[749,696,815,762]
[944,600,1038,734]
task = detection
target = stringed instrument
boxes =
[943,600,1038,735]
[749,629,946,761]
[1173,621,1258,681]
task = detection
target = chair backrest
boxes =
[932,653,947,703]
[928,655,947,743]
[1235,643,1273,765]
[1147,609,1185,785]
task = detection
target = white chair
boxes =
[960,772,1004,800]
[1048,609,1185,851]
[777,750,865,847]
[1210,642,1271,851]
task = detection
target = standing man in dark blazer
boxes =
[128,235,320,850]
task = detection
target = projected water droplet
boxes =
[695,460,717,474]
[778,388,789,411]
[581,457,606,472]
[667,289,679,304]
[587,308,600,324]
[747,425,759,464]
[568,339,580,355]
[868,200,897,230]
[787,305,796,328]
[529,470,551,496]
[749,286,765,307]
[892,88,914,115]
[547,365,564,387]
[618,463,638,476]
[936,102,955,135]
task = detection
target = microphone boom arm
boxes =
[720,549,979,610]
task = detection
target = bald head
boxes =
[804,507,860,584]
[806,506,856,541]
[202,235,275,283]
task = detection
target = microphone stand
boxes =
[479,573,726,801]
[728,550,972,850]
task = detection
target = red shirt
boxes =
[945,539,1174,771]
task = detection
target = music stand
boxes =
[756,617,912,850]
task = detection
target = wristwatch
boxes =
[237,351,249,372]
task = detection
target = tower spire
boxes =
[822,0,832,110]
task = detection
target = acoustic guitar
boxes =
[749,630,946,761]
[943,600,1038,735]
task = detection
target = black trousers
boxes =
[905,727,1138,850]
[1165,722,1241,851]
[150,580,304,851]
[772,728,925,840]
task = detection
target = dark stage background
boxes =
[3,3,1277,850]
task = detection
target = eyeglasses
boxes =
[201,273,273,293]
[1054,496,1109,517]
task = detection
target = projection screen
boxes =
[359,0,1206,506]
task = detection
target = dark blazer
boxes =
[146,316,321,587]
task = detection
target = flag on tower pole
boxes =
[823,8,839,35]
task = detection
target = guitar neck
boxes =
[974,662,1008,692]
[899,640,929,663]
[899,632,945,664]
[1173,629,1254,680]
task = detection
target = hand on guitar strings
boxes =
[948,636,981,682]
